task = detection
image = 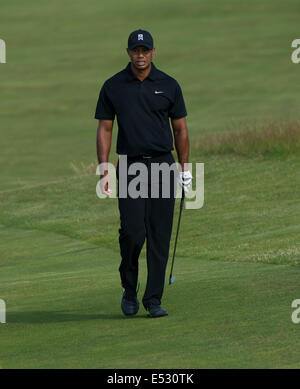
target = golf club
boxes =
[168,186,185,285]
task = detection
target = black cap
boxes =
[128,29,154,50]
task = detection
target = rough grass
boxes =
[193,120,300,157]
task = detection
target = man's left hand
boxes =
[178,170,192,193]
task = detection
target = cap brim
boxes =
[128,43,153,50]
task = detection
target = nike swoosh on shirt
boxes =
[154,91,164,94]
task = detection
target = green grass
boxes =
[0,229,300,369]
[1,0,300,369]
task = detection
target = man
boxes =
[95,29,191,318]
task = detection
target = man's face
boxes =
[127,46,155,70]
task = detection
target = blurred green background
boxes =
[1,0,299,187]
[0,0,300,369]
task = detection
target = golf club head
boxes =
[169,276,175,285]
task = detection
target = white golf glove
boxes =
[178,170,193,193]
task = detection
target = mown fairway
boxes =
[0,0,300,368]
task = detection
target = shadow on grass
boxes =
[7,310,147,323]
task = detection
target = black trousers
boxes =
[116,151,177,309]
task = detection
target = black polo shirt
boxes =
[94,62,187,157]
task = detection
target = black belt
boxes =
[128,151,171,160]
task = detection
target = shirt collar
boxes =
[125,62,162,82]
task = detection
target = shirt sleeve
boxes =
[168,81,187,119]
[94,82,115,120]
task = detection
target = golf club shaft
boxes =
[169,187,185,283]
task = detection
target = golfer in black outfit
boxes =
[95,29,191,318]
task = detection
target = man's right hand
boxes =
[100,174,112,196]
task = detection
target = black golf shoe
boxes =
[121,292,139,316]
[146,305,168,318]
